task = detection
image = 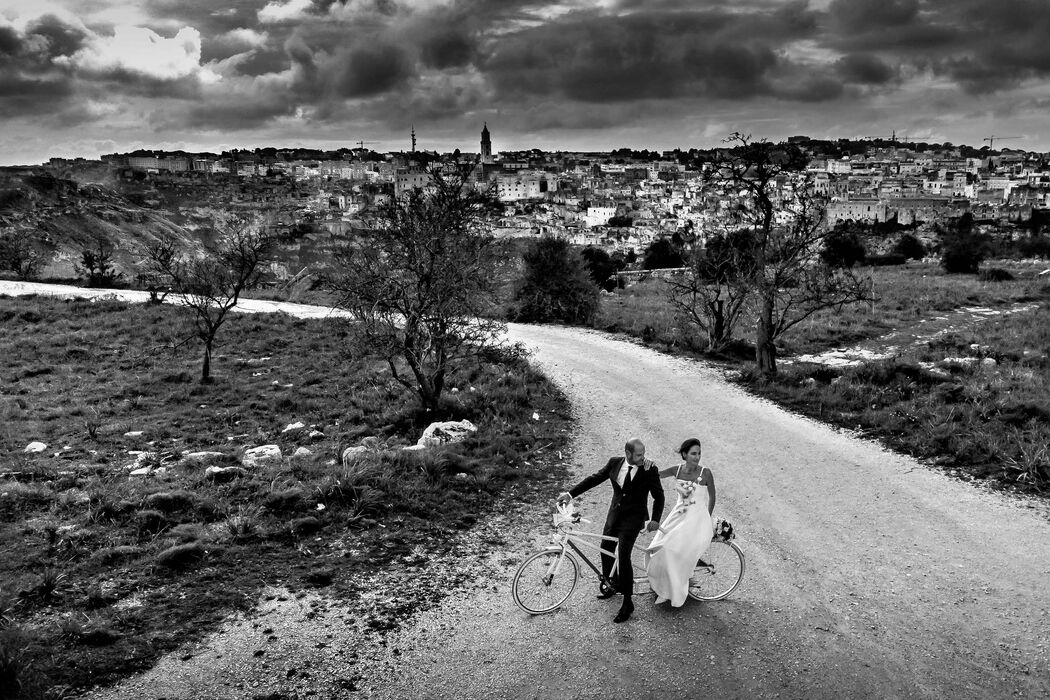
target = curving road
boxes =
[356,323,1050,699]
[5,283,1049,698]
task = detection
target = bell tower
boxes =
[480,122,492,164]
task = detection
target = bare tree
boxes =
[135,238,178,304]
[667,228,756,352]
[145,215,273,382]
[330,166,504,414]
[715,133,871,375]
[0,226,48,280]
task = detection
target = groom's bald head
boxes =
[624,438,646,464]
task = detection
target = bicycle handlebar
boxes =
[556,499,667,533]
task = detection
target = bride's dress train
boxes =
[646,477,713,607]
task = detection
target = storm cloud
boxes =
[2,0,1050,161]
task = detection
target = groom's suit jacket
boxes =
[569,457,665,533]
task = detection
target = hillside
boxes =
[0,171,198,280]
[0,172,353,286]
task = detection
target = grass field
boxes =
[595,261,1048,358]
[0,295,570,698]
[593,261,1050,492]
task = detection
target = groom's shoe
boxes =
[613,598,634,623]
[596,579,618,599]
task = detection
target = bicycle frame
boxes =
[545,505,647,584]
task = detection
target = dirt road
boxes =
[6,283,1049,698]
[350,323,1050,699]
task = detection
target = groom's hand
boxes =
[556,492,572,506]
[645,520,660,532]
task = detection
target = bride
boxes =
[646,437,716,606]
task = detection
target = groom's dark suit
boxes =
[569,457,665,597]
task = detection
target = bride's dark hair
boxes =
[678,437,702,459]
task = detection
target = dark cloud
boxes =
[773,75,846,102]
[171,92,300,130]
[0,74,74,117]
[685,44,780,99]
[0,25,22,56]
[835,53,896,84]
[0,17,83,118]
[420,30,476,70]
[26,14,90,58]
[828,0,919,34]
[8,0,1050,145]
[821,0,1050,94]
[332,43,412,97]
[480,8,817,104]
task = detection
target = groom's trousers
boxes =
[601,522,641,597]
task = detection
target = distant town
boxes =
[20,126,1050,255]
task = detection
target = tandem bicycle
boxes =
[511,502,745,614]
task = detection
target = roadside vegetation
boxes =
[591,260,1050,492]
[0,294,570,698]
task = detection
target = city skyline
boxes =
[2,0,1050,166]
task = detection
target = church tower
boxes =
[480,122,492,164]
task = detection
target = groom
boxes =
[558,438,664,623]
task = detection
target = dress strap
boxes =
[674,463,682,479]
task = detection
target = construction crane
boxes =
[354,140,378,150]
[983,135,1020,149]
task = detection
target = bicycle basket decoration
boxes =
[714,518,735,541]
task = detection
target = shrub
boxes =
[940,232,987,274]
[91,545,143,565]
[513,237,600,325]
[155,542,206,570]
[978,268,1014,282]
[642,237,684,270]
[892,233,926,261]
[75,240,124,288]
[263,487,305,514]
[288,516,322,537]
[821,229,866,268]
[134,509,168,536]
[144,490,196,513]
[580,246,624,288]
[224,505,261,541]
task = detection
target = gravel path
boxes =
[342,323,1050,699]
[5,283,1049,699]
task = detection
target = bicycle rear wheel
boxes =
[687,540,745,601]
[512,549,579,614]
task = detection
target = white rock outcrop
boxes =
[242,444,283,468]
[407,420,478,450]
[205,466,247,481]
[182,451,226,463]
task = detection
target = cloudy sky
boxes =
[2,0,1049,165]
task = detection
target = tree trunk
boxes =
[707,299,726,349]
[755,293,777,376]
[201,342,212,383]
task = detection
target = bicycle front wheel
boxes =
[512,548,579,614]
[687,540,745,601]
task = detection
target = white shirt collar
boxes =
[619,460,636,487]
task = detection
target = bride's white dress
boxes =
[646,469,714,606]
